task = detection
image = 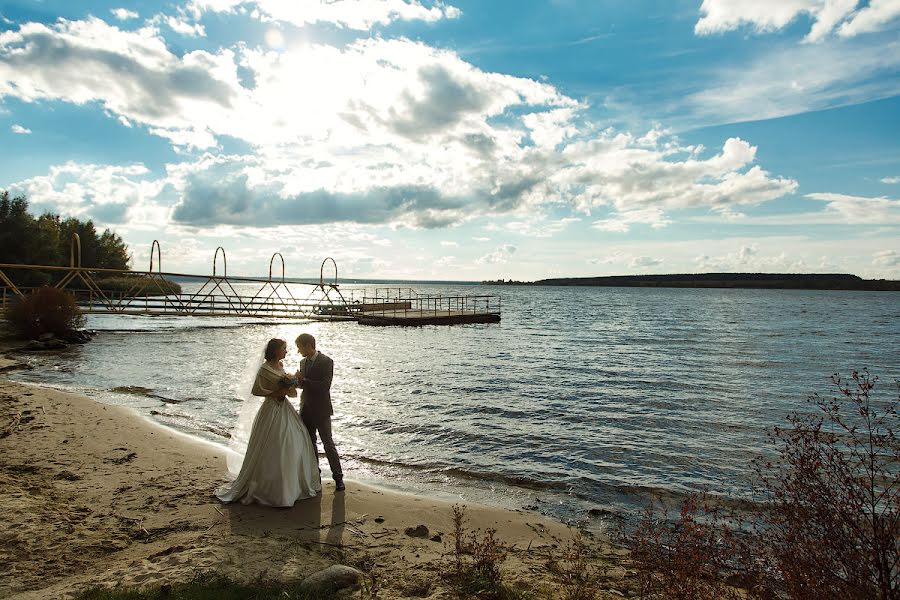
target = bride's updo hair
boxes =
[264,338,286,361]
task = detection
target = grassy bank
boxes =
[95,276,182,296]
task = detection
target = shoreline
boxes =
[0,357,632,598]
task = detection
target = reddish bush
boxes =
[627,372,899,600]
[5,286,84,339]
[755,371,899,599]
[627,493,751,599]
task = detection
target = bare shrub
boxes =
[627,493,752,600]
[755,371,900,599]
[6,287,84,339]
[443,504,516,599]
[544,530,607,600]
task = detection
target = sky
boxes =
[0,0,898,281]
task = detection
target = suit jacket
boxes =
[299,352,334,423]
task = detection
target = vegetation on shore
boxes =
[628,370,899,599]
[5,286,85,340]
[0,191,180,295]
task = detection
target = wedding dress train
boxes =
[217,362,321,506]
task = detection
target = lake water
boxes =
[10,283,900,526]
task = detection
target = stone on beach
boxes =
[299,564,362,595]
[404,524,429,538]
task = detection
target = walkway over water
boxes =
[0,237,501,326]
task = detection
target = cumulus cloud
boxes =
[837,0,900,37]
[0,18,237,149]
[694,246,808,273]
[1,16,799,233]
[575,136,797,232]
[110,8,139,21]
[11,124,31,134]
[629,256,663,269]
[477,244,517,265]
[152,14,207,37]
[695,0,899,42]
[186,0,461,30]
[8,162,163,226]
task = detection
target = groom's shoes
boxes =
[335,480,345,492]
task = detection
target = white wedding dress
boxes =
[217,361,321,506]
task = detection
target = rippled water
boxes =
[10,284,899,524]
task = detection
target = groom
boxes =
[295,333,345,492]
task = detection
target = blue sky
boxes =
[0,0,898,280]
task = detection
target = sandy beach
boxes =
[0,354,633,599]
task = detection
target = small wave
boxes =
[149,409,231,438]
[110,386,183,404]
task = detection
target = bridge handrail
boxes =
[0,262,331,286]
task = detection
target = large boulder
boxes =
[299,565,362,595]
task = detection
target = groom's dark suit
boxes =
[299,351,343,484]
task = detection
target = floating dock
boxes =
[321,293,502,326]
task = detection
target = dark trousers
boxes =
[302,413,343,483]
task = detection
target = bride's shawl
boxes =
[252,362,296,399]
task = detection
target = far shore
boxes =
[0,351,633,599]
[482,272,900,291]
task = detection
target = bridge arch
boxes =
[213,247,227,278]
[69,233,82,268]
[268,252,285,282]
[149,240,162,273]
[320,257,338,287]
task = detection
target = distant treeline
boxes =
[483,273,900,291]
[0,191,179,294]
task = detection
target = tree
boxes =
[0,192,131,286]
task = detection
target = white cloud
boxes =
[153,15,207,37]
[110,8,139,21]
[694,245,809,273]
[11,123,31,134]
[503,217,580,238]
[440,240,458,247]
[8,162,165,227]
[689,38,900,125]
[477,244,517,264]
[872,249,899,267]
[572,136,797,232]
[0,18,238,149]
[629,255,663,269]
[186,0,461,30]
[838,0,900,37]
[695,0,899,42]
[0,17,799,234]
[881,176,900,184]
[805,192,900,224]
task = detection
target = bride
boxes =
[217,338,321,506]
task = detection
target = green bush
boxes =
[5,286,85,339]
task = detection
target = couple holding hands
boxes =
[217,333,344,507]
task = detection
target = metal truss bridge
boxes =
[0,236,501,326]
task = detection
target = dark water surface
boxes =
[11,284,899,525]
